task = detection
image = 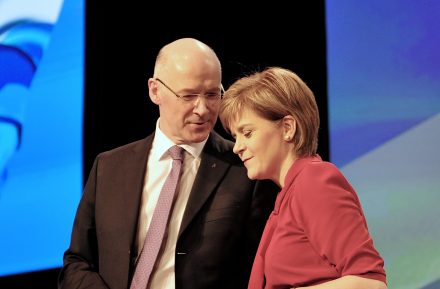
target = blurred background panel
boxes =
[0,0,84,283]
[327,1,440,288]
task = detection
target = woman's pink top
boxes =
[248,156,386,289]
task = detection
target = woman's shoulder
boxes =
[294,156,353,195]
[297,156,343,179]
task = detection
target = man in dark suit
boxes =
[59,38,277,289]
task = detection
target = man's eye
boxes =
[181,94,199,101]
[205,93,221,99]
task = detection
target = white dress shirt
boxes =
[135,119,206,289]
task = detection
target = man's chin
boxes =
[186,130,211,143]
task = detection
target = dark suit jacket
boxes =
[59,131,278,289]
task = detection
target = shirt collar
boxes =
[151,118,208,161]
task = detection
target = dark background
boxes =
[0,1,327,288]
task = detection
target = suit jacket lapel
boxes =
[110,135,153,288]
[121,135,154,247]
[178,133,230,238]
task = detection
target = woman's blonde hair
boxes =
[219,67,320,157]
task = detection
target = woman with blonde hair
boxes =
[220,67,387,289]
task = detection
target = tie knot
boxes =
[168,145,183,161]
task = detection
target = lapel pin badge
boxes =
[211,163,216,168]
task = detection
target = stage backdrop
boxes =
[0,0,84,276]
[326,1,440,288]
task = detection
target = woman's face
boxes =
[230,108,288,184]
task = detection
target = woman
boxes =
[219,67,387,289]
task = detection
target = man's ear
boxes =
[281,115,296,142]
[148,78,160,105]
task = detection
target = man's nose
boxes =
[193,96,210,115]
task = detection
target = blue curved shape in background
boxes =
[0,20,53,89]
[0,45,35,89]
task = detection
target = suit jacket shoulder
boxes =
[98,134,154,160]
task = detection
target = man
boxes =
[59,38,277,289]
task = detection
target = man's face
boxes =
[150,68,222,144]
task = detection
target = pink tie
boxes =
[130,145,183,289]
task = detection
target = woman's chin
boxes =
[247,171,261,181]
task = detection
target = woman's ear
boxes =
[148,78,160,105]
[281,115,296,142]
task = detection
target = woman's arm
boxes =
[295,275,387,289]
